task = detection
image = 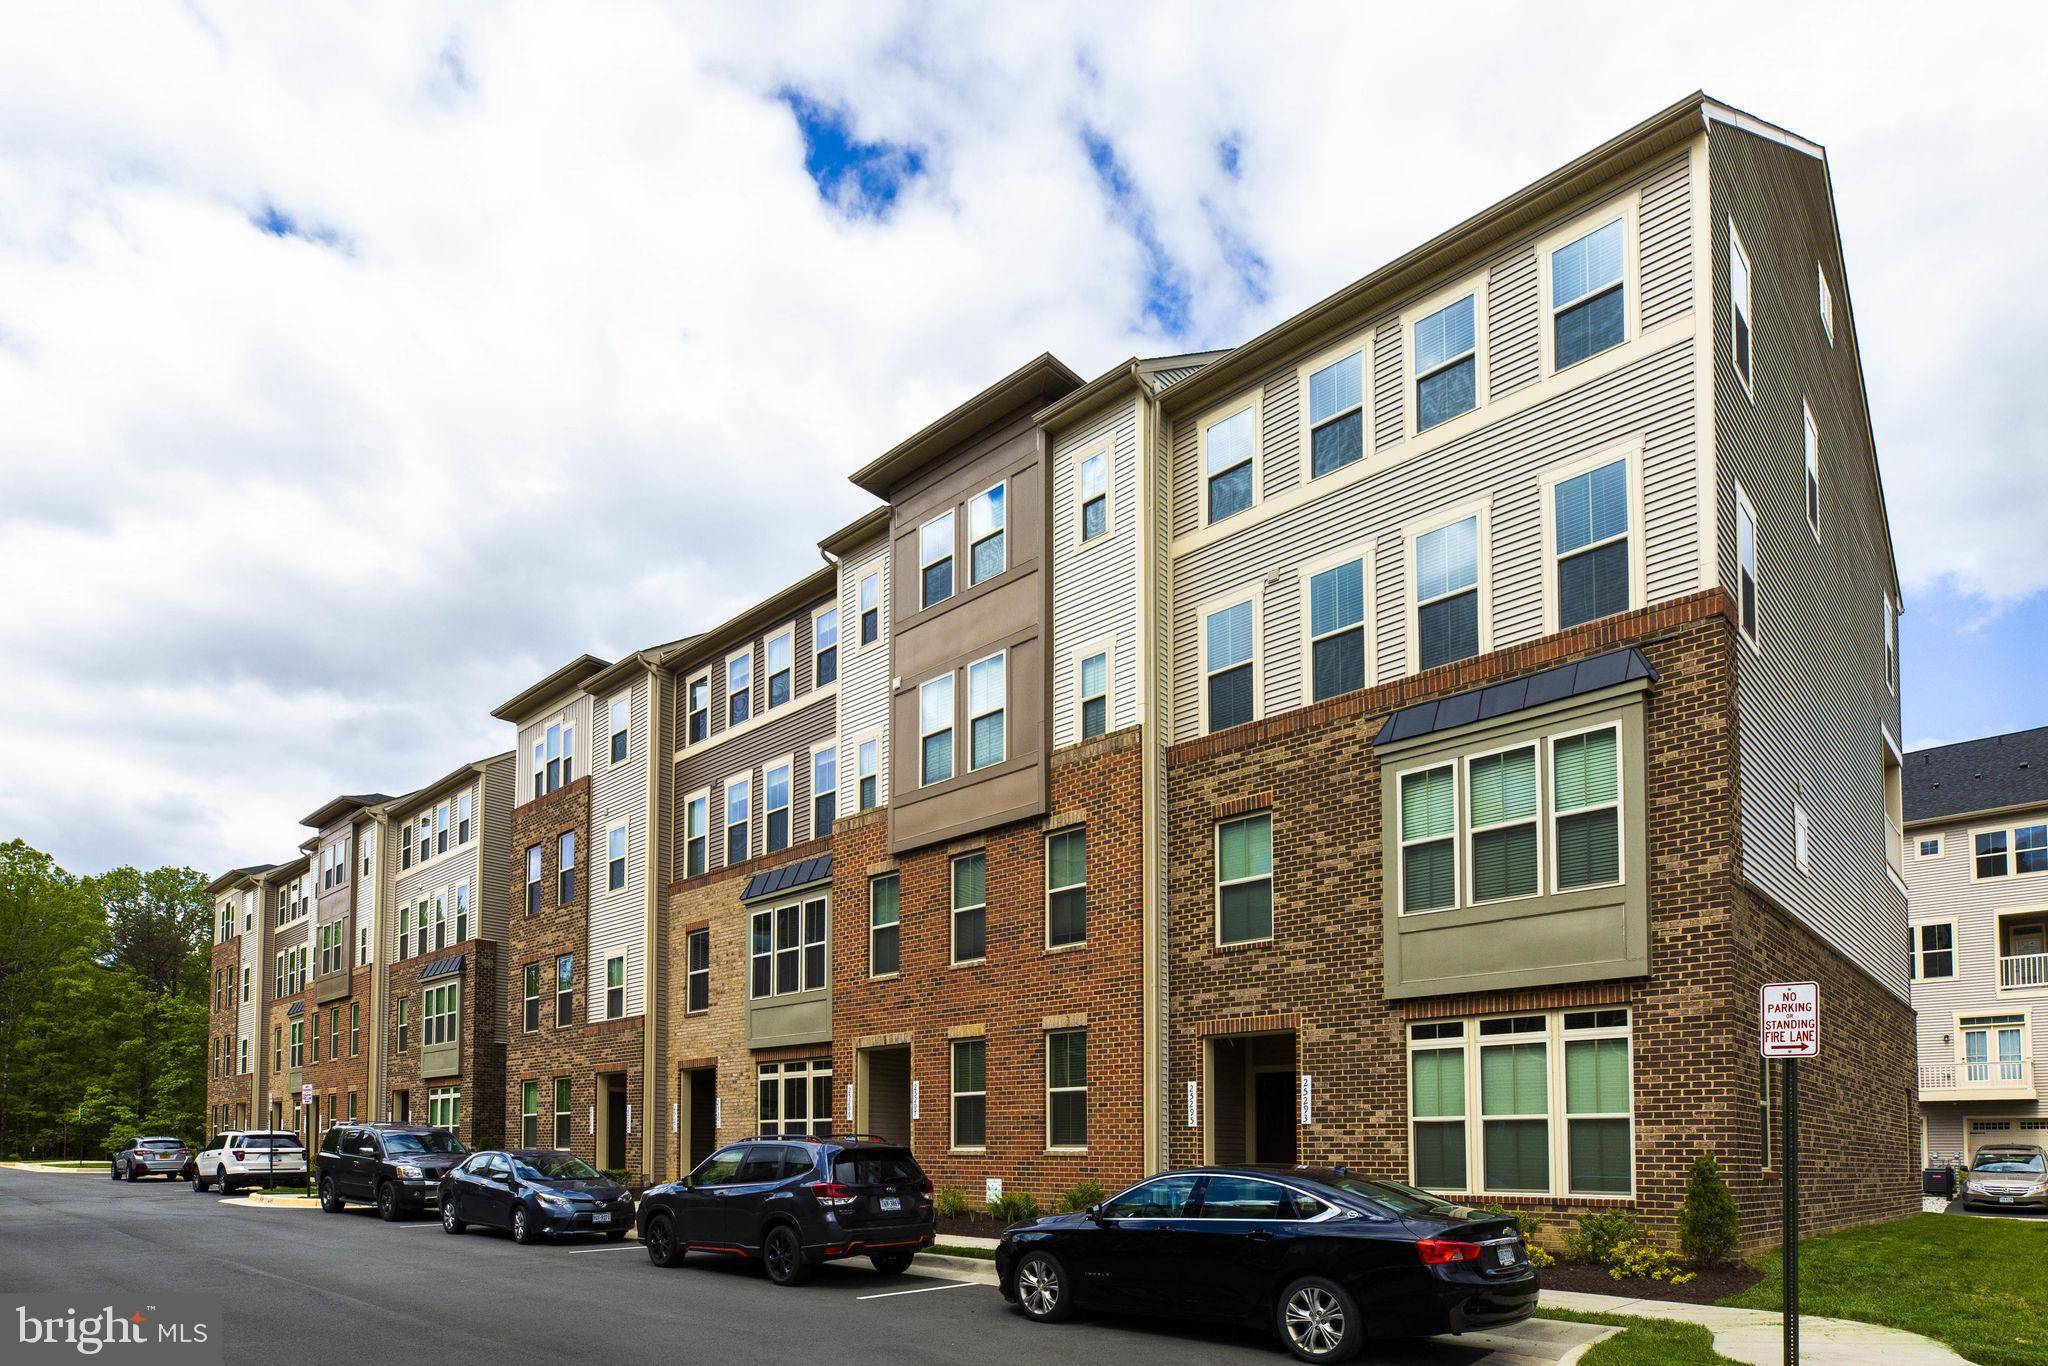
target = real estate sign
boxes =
[1760,980,1819,1057]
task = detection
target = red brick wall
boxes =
[300,966,373,1129]
[206,939,243,1128]
[385,940,502,1149]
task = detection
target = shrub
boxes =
[934,1186,970,1219]
[1477,1203,1553,1268]
[1055,1181,1109,1214]
[1607,1238,1695,1285]
[1678,1152,1739,1267]
[1563,1209,1642,1264]
[988,1190,1041,1223]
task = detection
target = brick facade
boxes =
[384,940,502,1148]
[1165,590,1915,1248]
[829,728,1148,1206]
[206,938,246,1132]
[300,966,373,1132]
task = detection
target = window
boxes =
[1400,764,1457,914]
[1552,218,1626,370]
[1803,406,1821,535]
[951,1039,986,1149]
[968,483,1006,585]
[456,791,470,844]
[1205,404,1256,523]
[423,982,458,1046]
[273,1025,282,1071]
[607,822,628,892]
[609,696,629,765]
[1414,294,1477,431]
[1729,221,1753,393]
[919,512,956,608]
[1960,1015,2026,1085]
[1047,1030,1088,1149]
[1550,456,1632,629]
[813,608,838,687]
[243,966,250,1002]
[395,999,408,1052]
[858,572,880,646]
[1102,1174,1199,1219]
[534,721,573,797]
[310,1018,320,1062]
[553,1079,572,1148]
[1917,836,1943,860]
[349,1001,360,1056]
[1914,923,1956,980]
[727,648,752,726]
[1204,597,1255,732]
[1414,514,1481,671]
[604,956,624,1019]
[857,737,880,811]
[1885,740,1906,878]
[765,628,793,709]
[1884,596,1898,694]
[952,853,987,964]
[1480,1016,1547,1192]
[521,1083,539,1147]
[414,902,429,960]
[1553,727,1622,891]
[1078,449,1110,540]
[1067,649,1111,743]
[436,803,449,855]
[684,791,709,878]
[289,1020,304,1068]
[525,844,542,917]
[1047,828,1086,948]
[812,745,836,838]
[1216,814,1273,944]
[968,653,1006,770]
[764,763,791,854]
[1736,485,1759,645]
[556,954,574,1026]
[1974,822,2048,880]
[558,831,575,905]
[686,931,710,1012]
[869,875,900,977]
[1794,801,1811,873]
[1563,1010,1632,1194]
[1468,745,1539,904]
[1817,264,1835,343]
[724,775,750,867]
[427,1087,459,1131]
[686,674,709,744]
[756,1059,833,1138]
[751,899,827,997]
[1306,556,1367,701]
[417,817,431,865]
[919,675,954,785]
[455,882,469,943]
[1305,348,1365,476]
[1409,1021,1467,1189]
[523,964,541,1031]
[433,892,448,951]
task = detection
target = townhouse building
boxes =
[258,853,313,1135]
[1905,727,2048,1165]
[296,794,390,1137]
[206,866,272,1135]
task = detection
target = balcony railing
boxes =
[2000,952,2048,991]
[1920,1059,2035,1096]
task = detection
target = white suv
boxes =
[191,1130,308,1193]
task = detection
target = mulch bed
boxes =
[936,1213,1022,1240]
[1540,1259,1761,1304]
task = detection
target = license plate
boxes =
[2000,1196,2014,1204]
[880,1196,902,1212]
[1497,1246,1516,1266]
[592,1212,612,1224]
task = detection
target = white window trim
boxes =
[1802,403,1822,539]
[607,693,631,768]
[763,755,794,853]
[1914,833,1944,861]
[1537,439,1646,636]
[1402,273,1489,441]
[1729,217,1755,400]
[812,605,838,686]
[967,480,1008,585]
[1911,918,1959,982]
[683,787,711,877]
[1734,480,1761,652]
[1294,333,1372,484]
[856,567,884,652]
[604,817,629,894]
[1395,760,1461,916]
[1464,738,1544,909]
[868,873,900,980]
[1045,1028,1089,1153]
[1197,583,1263,736]
[1969,820,2048,884]
[1296,542,1375,705]
[1794,799,1811,874]
[1045,824,1087,951]
[683,669,712,747]
[918,674,955,788]
[1954,1008,2032,1073]
[967,650,1007,771]
[853,729,884,812]
[723,770,752,869]
[604,953,626,1019]
[764,624,797,712]
[809,739,838,839]
[918,509,957,609]
[1213,812,1275,947]
[1198,392,1263,526]
[1817,263,1835,345]
[1536,193,1642,379]
[1071,636,1116,744]
[950,1037,987,1153]
[1403,497,1493,675]
[1073,443,1113,547]
[725,646,754,726]
[951,852,987,966]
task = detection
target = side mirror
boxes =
[1085,1204,1105,1223]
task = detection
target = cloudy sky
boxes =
[3,3,2044,877]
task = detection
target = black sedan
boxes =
[995,1168,1536,1363]
[438,1150,634,1245]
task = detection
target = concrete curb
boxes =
[2,1162,111,1175]
[1541,1289,1971,1365]
[226,1192,321,1208]
[909,1252,998,1285]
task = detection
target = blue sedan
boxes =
[438,1150,634,1245]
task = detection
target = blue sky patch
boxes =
[778,89,926,220]
[250,202,347,249]
[1082,124,1192,338]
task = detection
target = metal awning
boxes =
[419,952,467,981]
[742,853,833,903]
[1373,647,1656,747]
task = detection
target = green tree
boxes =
[0,841,100,1155]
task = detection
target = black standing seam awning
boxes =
[285,1001,304,1017]
[742,853,833,902]
[419,952,467,982]
[1372,647,1657,747]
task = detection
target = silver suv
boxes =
[191,1130,308,1193]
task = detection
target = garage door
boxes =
[1967,1118,2022,1161]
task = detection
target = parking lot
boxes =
[0,1167,1602,1365]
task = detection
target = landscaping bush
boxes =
[1563,1209,1642,1264]
[1677,1152,1739,1267]
[987,1190,1041,1223]
[1478,1203,1554,1268]
[1055,1180,1109,1214]
[933,1186,970,1219]
[1605,1238,1694,1284]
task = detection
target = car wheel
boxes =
[216,1167,233,1194]
[191,1167,210,1193]
[1013,1250,1072,1323]
[442,1200,466,1234]
[511,1207,535,1245]
[318,1176,344,1213]
[869,1250,915,1276]
[644,1213,683,1268]
[109,1162,121,1181]
[125,1161,141,1182]
[1277,1276,1361,1364]
[761,1224,811,1286]
[377,1182,401,1222]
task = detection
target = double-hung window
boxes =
[1975,822,2047,880]
[811,745,836,838]
[1553,727,1623,890]
[1563,1009,1632,1193]
[1913,923,1955,980]
[684,792,709,877]
[858,572,880,645]
[1306,556,1366,701]
[1204,405,1256,523]
[1729,222,1753,393]
[607,822,628,891]
[1047,828,1086,947]
[1803,405,1822,535]
[813,608,838,686]
[1817,264,1835,343]
[1468,746,1540,904]
[1552,457,1631,629]
[1047,1030,1088,1149]
[686,931,710,1012]
[1077,650,1109,741]
[1204,598,1255,732]
[765,629,793,709]
[857,738,879,811]
[919,675,955,785]
[1736,486,1759,644]
[751,897,827,996]
[432,893,447,951]
[951,1039,986,1149]
[1306,348,1365,476]
[1414,514,1481,671]
[553,1078,572,1148]
[414,902,429,961]
[727,649,752,726]
[423,982,457,1047]
[521,1083,539,1147]
[525,844,542,916]
[920,512,956,608]
[418,816,432,865]
[609,695,629,765]
[557,831,575,905]
[951,854,986,964]
[523,964,541,1032]
[969,483,1005,585]
[1479,1016,1548,1192]
[427,1087,459,1130]
[1409,1021,1468,1189]
[869,874,900,976]
[1414,295,1477,431]
[1400,765,1458,912]
[456,791,470,844]
[436,803,449,855]
[290,1020,303,1068]
[1552,217,1626,370]
[604,956,624,1019]
[968,653,1006,769]
[556,953,574,1025]
[764,762,791,854]
[454,882,469,942]
[724,776,750,867]
[395,1000,408,1052]
[1216,814,1273,944]
[1078,450,1109,541]
[686,674,709,744]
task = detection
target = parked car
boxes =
[110,1136,191,1182]
[1959,1145,2048,1211]
[995,1168,1537,1363]
[636,1134,935,1285]
[438,1149,634,1244]
[190,1130,307,1192]
[315,1123,469,1220]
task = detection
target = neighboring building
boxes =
[257,853,312,1135]
[1905,727,2048,1165]
[205,865,273,1135]
[297,794,391,1137]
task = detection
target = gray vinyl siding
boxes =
[675,692,837,873]
[1708,125,1906,997]
[237,886,260,1056]
[589,672,650,1020]
[1147,363,1208,391]
[516,695,594,809]
[1051,395,1143,748]
[390,778,484,965]
[836,538,891,812]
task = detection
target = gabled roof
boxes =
[582,635,700,698]
[1034,350,1230,432]
[205,864,276,895]
[1374,648,1656,748]
[819,505,890,558]
[389,752,514,816]
[849,353,1082,497]
[1905,726,2048,825]
[490,655,611,723]
[299,793,396,832]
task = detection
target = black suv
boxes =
[316,1123,470,1220]
[636,1134,934,1284]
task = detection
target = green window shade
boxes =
[953,1039,985,1092]
[1472,825,1538,901]
[1568,1118,1631,1193]
[1469,748,1537,826]
[1220,881,1273,944]
[870,876,900,927]
[1485,1119,1550,1191]
[1557,808,1620,888]
[953,853,985,908]
[1413,1122,1466,1189]
[1403,841,1455,913]
[1218,815,1272,882]
[1048,829,1086,889]
[1481,1042,1547,1115]
[1048,1031,1086,1088]
[1401,766,1455,840]
[1554,729,1619,811]
[1411,1049,1465,1118]
[1566,1038,1629,1114]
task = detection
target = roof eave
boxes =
[665,566,839,677]
[849,353,1083,497]
[818,505,892,558]
[490,655,612,723]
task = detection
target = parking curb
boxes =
[909,1253,997,1286]
[227,1192,321,1208]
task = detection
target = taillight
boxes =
[916,1177,933,1195]
[806,1181,858,1208]
[231,1150,246,1162]
[1417,1238,1485,1266]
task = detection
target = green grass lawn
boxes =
[1536,1309,1738,1365]
[1721,1213,2048,1366]
[927,1243,996,1261]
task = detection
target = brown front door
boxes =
[1252,1071,1297,1165]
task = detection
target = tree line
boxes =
[0,839,210,1159]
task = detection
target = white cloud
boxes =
[1,0,2044,872]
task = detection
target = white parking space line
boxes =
[857,1280,978,1301]
[566,1244,643,1254]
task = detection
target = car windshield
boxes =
[238,1136,301,1150]
[383,1131,467,1156]
[513,1154,602,1181]
[1320,1176,1460,1216]
[138,1137,182,1148]
[832,1151,923,1185]
[1975,1152,2046,1174]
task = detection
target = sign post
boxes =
[1760,982,1818,1366]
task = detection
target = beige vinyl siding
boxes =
[1147,362,1209,391]
[1051,395,1142,748]
[674,691,837,873]
[237,885,260,1059]
[589,672,649,1020]
[390,779,483,964]
[1709,125,1906,996]
[516,695,594,809]
[836,536,891,809]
